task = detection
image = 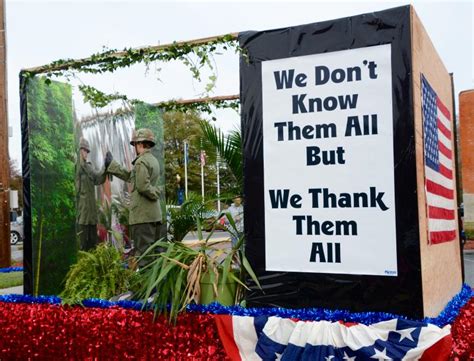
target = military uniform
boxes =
[76,138,106,251]
[106,129,162,264]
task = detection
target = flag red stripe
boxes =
[438,141,452,160]
[436,98,451,120]
[426,180,454,199]
[428,206,455,220]
[439,164,453,179]
[420,334,453,361]
[437,118,451,139]
[214,315,242,361]
[338,320,360,328]
[430,230,456,244]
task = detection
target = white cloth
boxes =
[227,203,244,233]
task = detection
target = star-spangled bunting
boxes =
[215,315,452,360]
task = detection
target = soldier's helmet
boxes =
[130,128,156,147]
[79,137,90,153]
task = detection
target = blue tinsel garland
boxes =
[188,283,473,327]
[0,267,23,273]
[0,283,471,327]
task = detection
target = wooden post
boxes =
[0,0,11,267]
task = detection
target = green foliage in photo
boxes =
[27,77,76,295]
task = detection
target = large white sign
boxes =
[262,44,397,276]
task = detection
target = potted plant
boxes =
[135,213,260,320]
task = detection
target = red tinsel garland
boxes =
[451,297,474,360]
[0,303,228,360]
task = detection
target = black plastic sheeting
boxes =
[240,6,424,318]
[20,74,33,295]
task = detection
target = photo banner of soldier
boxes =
[20,77,165,296]
[262,44,397,276]
[240,5,427,318]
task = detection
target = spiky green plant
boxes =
[200,121,242,195]
[60,243,136,304]
[167,193,213,242]
[136,213,260,321]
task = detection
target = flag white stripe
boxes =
[233,316,261,361]
[437,131,452,152]
[428,218,457,232]
[304,320,394,349]
[425,167,454,190]
[264,317,296,345]
[426,192,456,210]
[437,130,452,152]
[437,110,451,131]
[262,318,396,349]
[438,152,453,173]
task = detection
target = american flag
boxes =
[215,315,452,360]
[421,76,457,245]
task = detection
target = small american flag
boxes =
[421,75,456,244]
[200,150,206,167]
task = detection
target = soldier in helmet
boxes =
[76,137,106,251]
[105,128,162,266]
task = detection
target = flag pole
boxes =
[184,141,188,200]
[200,148,205,201]
[216,150,221,213]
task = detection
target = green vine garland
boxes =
[79,84,239,115]
[21,34,244,110]
[22,34,240,78]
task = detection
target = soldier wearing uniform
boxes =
[76,137,106,251]
[105,128,162,266]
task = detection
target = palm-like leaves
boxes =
[167,193,213,242]
[200,120,243,193]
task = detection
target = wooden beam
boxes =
[0,0,11,267]
[155,94,239,106]
[78,94,240,125]
[22,32,239,75]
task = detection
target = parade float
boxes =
[1,5,472,360]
